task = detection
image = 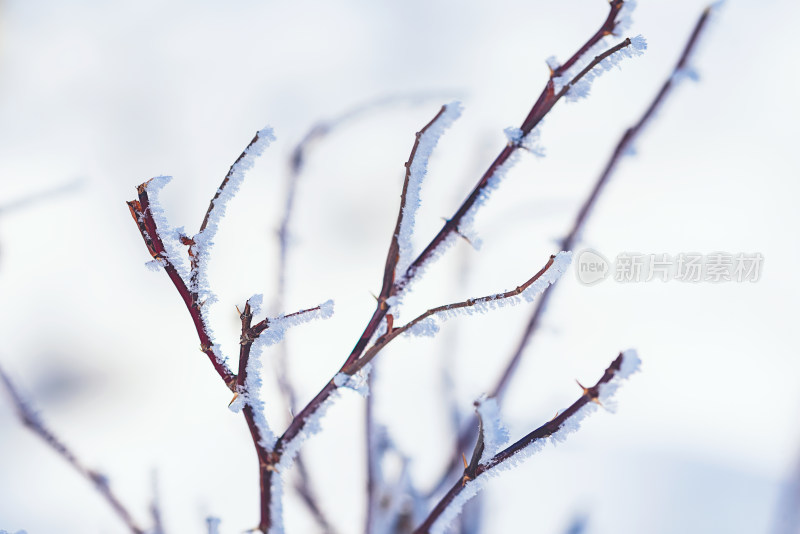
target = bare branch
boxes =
[381,103,462,301]
[127,182,236,389]
[276,98,452,534]
[293,15,648,489]
[494,4,713,401]
[198,128,275,236]
[190,128,276,295]
[0,365,145,534]
[278,93,455,304]
[413,351,641,534]
[393,3,639,295]
[121,4,697,531]
[128,130,283,532]
[150,471,166,534]
[343,252,570,376]
[427,6,715,498]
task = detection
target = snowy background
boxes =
[0,0,798,533]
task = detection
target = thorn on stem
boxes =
[453,227,476,248]
[576,379,603,406]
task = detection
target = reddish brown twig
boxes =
[427,5,715,499]
[379,104,452,301]
[393,3,633,296]
[127,182,237,389]
[494,5,712,399]
[127,131,292,532]
[413,352,639,533]
[277,98,451,534]
[343,253,569,376]
[272,6,643,529]
[0,365,145,534]
[127,4,646,530]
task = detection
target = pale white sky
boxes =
[0,1,798,533]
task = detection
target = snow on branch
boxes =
[224,296,336,534]
[127,128,279,391]
[415,350,641,534]
[127,180,237,388]
[0,365,145,534]
[138,175,192,282]
[426,3,717,510]
[343,252,571,376]
[559,6,715,254]
[559,35,647,102]
[191,127,275,295]
[231,297,336,452]
[383,102,462,298]
[393,2,644,295]
[251,299,335,348]
[469,395,510,468]
[457,35,647,248]
[550,0,643,95]
[116,3,715,532]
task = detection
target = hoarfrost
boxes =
[396,102,463,278]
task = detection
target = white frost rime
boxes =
[475,395,509,463]
[226,298,335,534]
[142,175,191,282]
[404,251,572,339]
[192,127,276,299]
[268,389,342,534]
[561,35,647,103]
[550,0,643,99]
[429,350,641,534]
[396,102,463,278]
[142,128,276,371]
[229,297,335,453]
[333,363,372,397]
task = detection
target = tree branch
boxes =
[127,182,237,389]
[413,351,640,534]
[393,2,636,295]
[343,252,570,377]
[0,365,145,534]
[427,5,714,498]
[277,1,644,506]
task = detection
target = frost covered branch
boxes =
[380,102,462,300]
[275,97,461,534]
[127,129,336,533]
[392,0,643,294]
[127,179,237,388]
[496,2,713,406]
[343,252,572,376]
[278,93,452,306]
[115,1,713,531]
[429,4,715,499]
[413,351,641,534]
[0,365,145,534]
[278,4,648,471]
[235,3,654,529]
